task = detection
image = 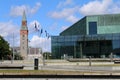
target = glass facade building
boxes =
[51,14,120,59]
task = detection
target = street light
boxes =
[29,47,31,55]
[42,52,45,66]
[11,33,14,64]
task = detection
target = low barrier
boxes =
[0,73,120,78]
[0,65,24,69]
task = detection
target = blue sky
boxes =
[0,0,120,52]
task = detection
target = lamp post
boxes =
[29,47,31,55]
[89,56,92,66]
[11,33,14,64]
[42,52,45,66]
[28,40,31,59]
[0,38,2,64]
[110,52,113,62]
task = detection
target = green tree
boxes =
[0,35,12,60]
[14,53,23,60]
[43,52,52,59]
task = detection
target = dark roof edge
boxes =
[86,13,120,17]
[60,16,86,35]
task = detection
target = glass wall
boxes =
[51,33,120,59]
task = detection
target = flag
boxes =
[47,33,50,39]
[35,22,37,30]
[45,30,47,37]
[40,28,43,36]
[34,22,39,31]
[41,29,43,34]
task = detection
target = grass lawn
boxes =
[0,70,83,75]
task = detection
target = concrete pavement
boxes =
[1,60,120,72]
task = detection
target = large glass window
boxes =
[113,40,120,49]
[89,22,97,35]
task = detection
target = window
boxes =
[22,35,25,40]
[23,46,24,49]
[89,22,97,35]
[23,35,25,37]
[113,40,120,49]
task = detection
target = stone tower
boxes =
[20,11,28,59]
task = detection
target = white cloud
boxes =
[0,21,19,37]
[108,1,120,13]
[29,35,51,52]
[49,7,79,23]
[0,21,20,47]
[57,0,73,8]
[50,7,78,18]
[10,2,41,17]
[66,15,78,23]
[49,0,79,23]
[50,0,120,23]
[79,0,120,15]
[30,2,41,14]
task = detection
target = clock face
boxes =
[20,30,28,35]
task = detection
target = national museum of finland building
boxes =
[51,14,120,59]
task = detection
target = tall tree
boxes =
[0,35,11,60]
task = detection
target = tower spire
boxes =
[22,10,26,21]
[21,10,28,30]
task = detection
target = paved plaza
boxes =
[1,59,120,79]
[0,59,120,72]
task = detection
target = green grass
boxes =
[0,69,118,75]
[0,70,81,75]
[0,70,103,75]
[90,64,120,66]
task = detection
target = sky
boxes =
[0,0,120,52]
